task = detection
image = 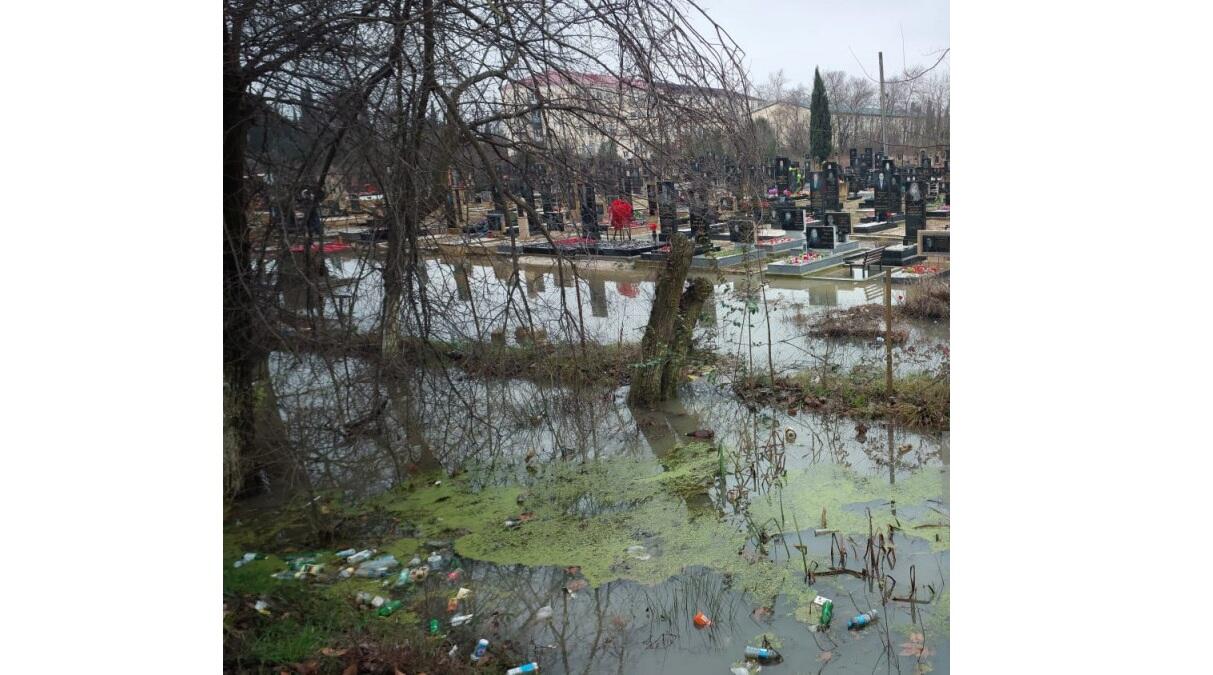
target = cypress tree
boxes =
[809,67,832,164]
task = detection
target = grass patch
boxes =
[808,305,909,342]
[735,364,949,431]
[899,279,949,321]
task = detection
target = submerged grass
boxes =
[735,364,950,431]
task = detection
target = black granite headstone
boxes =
[774,156,790,194]
[824,211,851,236]
[658,181,678,237]
[822,161,840,212]
[903,180,926,246]
[647,183,658,216]
[773,205,804,230]
[733,219,755,244]
[805,224,839,249]
[581,183,601,239]
[921,231,950,253]
[849,148,858,168]
[809,171,824,215]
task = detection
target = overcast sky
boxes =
[693,0,949,90]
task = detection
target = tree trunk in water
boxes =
[628,234,703,406]
[660,277,712,400]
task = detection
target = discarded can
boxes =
[692,611,712,629]
[429,618,440,634]
[816,597,833,627]
[288,556,318,571]
[847,609,879,630]
[378,599,403,617]
[447,597,459,613]
[451,613,474,627]
[471,638,489,662]
[334,548,356,559]
[506,662,539,675]
[744,645,779,662]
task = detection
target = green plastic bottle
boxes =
[429,618,440,634]
[378,600,403,617]
[820,600,833,627]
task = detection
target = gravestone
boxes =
[808,171,824,215]
[919,230,950,253]
[822,161,841,211]
[647,183,658,216]
[874,160,899,219]
[903,180,927,246]
[658,180,678,239]
[689,193,712,247]
[873,169,894,219]
[773,204,805,230]
[581,183,601,239]
[823,211,852,237]
[849,148,858,168]
[774,156,790,195]
[730,219,755,244]
[805,224,840,249]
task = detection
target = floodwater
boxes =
[234,248,949,673]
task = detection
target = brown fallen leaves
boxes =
[899,632,934,658]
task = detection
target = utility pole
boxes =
[879,51,887,158]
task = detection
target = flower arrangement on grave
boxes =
[787,251,821,265]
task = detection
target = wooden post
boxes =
[884,271,894,397]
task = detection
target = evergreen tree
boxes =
[809,68,833,163]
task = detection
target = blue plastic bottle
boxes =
[506,662,539,675]
[744,646,776,661]
[847,609,879,629]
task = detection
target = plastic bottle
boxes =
[335,548,356,558]
[471,638,489,662]
[427,552,445,570]
[820,599,833,627]
[394,570,413,587]
[847,609,879,630]
[429,618,440,634]
[506,663,539,675]
[451,613,474,627]
[744,646,777,661]
[378,599,403,617]
[348,549,376,564]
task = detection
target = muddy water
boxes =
[245,250,949,673]
[295,251,947,374]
